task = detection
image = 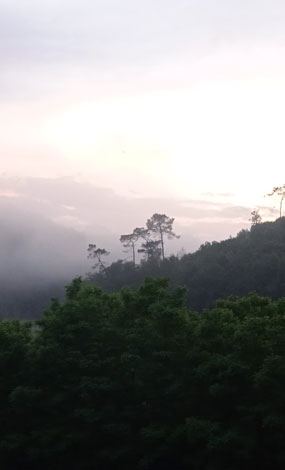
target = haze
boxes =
[0,0,284,285]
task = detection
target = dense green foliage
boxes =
[1,277,285,469]
[91,218,285,310]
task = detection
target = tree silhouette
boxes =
[120,227,146,264]
[249,209,262,226]
[138,239,161,261]
[146,213,179,260]
[267,185,285,218]
[87,244,110,273]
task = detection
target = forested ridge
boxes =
[3,0,285,467]
[2,217,285,319]
[2,277,285,469]
[1,218,285,468]
[90,217,285,310]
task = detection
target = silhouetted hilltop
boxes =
[90,218,285,310]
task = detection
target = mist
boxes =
[0,175,260,304]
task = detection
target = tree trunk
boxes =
[97,254,107,274]
[132,242,135,265]
[160,227,164,260]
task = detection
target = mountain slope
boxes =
[90,218,285,310]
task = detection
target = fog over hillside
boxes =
[0,175,276,293]
[0,0,283,294]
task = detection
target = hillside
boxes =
[1,218,285,319]
[90,218,285,310]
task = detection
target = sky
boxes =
[0,0,285,281]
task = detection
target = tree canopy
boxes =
[146,213,179,260]
[119,213,180,263]
[1,278,285,468]
[90,218,285,311]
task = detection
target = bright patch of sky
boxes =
[1,0,285,218]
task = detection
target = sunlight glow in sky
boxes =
[1,0,285,232]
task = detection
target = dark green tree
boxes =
[3,279,285,468]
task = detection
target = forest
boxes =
[3,0,285,467]
[1,277,285,469]
[1,215,285,468]
[89,216,285,311]
[3,214,285,319]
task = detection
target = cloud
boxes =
[2,0,285,65]
[0,175,252,226]
[2,0,285,102]
[0,176,254,284]
[0,196,87,289]
[201,192,235,199]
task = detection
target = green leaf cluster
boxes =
[1,279,285,469]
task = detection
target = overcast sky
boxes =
[0,0,284,280]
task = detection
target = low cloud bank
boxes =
[0,176,259,292]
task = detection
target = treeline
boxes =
[90,217,285,310]
[1,277,285,469]
[88,213,179,271]
[2,214,285,319]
